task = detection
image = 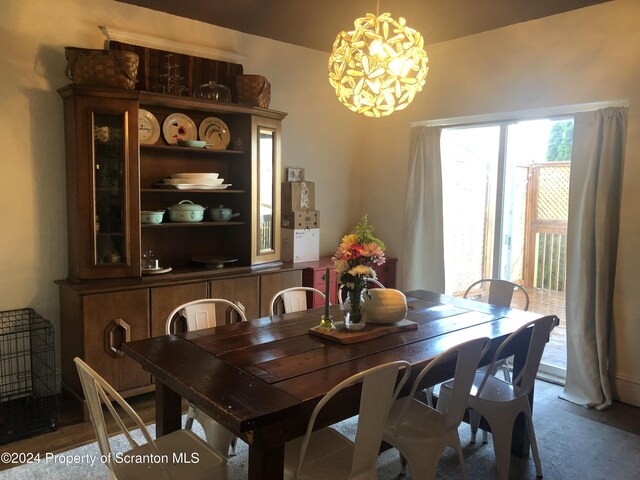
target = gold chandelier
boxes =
[328,10,429,118]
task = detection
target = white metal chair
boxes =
[337,278,385,304]
[464,279,530,382]
[165,299,247,457]
[269,286,326,315]
[74,357,228,480]
[382,337,491,480]
[438,316,557,480]
[283,360,411,480]
[165,298,248,334]
[464,278,530,311]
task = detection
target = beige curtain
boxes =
[561,107,627,410]
[401,126,445,292]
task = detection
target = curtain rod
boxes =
[412,99,630,129]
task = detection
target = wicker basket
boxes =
[65,47,139,90]
[235,74,271,108]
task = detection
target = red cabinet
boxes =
[300,256,397,308]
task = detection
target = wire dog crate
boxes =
[0,308,57,444]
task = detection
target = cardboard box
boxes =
[282,181,315,211]
[282,210,320,229]
[281,228,320,263]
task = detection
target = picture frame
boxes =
[286,167,305,182]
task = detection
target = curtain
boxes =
[401,126,445,292]
[561,107,627,410]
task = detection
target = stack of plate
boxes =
[161,173,231,190]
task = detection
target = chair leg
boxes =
[469,409,481,444]
[185,404,196,430]
[453,435,469,480]
[525,410,543,478]
[229,436,238,456]
[484,414,514,480]
[400,452,408,476]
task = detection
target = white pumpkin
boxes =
[362,288,408,324]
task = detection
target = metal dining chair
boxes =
[74,357,228,480]
[438,316,557,480]
[383,337,491,480]
[283,360,411,479]
[464,278,530,382]
[165,299,247,457]
[269,286,326,315]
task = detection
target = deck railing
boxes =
[524,163,569,292]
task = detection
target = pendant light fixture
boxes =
[328,1,429,118]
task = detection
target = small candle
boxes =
[324,266,330,318]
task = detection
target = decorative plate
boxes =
[192,256,238,268]
[199,117,231,150]
[138,109,160,145]
[142,266,172,275]
[162,113,197,145]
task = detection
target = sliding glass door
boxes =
[441,118,573,376]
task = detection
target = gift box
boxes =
[282,210,320,229]
[281,228,320,263]
[282,181,315,211]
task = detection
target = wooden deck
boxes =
[515,288,567,371]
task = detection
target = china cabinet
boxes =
[57,85,301,400]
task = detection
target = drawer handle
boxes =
[104,318,131,358]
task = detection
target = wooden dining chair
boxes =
[438,316,557,480]
[283,360,411,479]
[74,357,228,480]
[383,337,491,480]
[269,286,326,315]
[165,298,247,457]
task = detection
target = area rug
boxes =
[3,389,640,479]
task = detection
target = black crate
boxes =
[0,308,57,444]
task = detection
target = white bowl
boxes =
[163,177,224,186]
[172,172,219,180]
[141,210,165,224]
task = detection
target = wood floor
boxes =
[0,391,160,472]
[525,288,567,370]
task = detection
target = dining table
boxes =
[122,289,557,480]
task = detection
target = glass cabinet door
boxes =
[93,111,127,266]
[59,87,140,281]
[252,117,281,264]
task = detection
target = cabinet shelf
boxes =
[141,188,246,194]
[140,144,244,155]
[141,221,244,228]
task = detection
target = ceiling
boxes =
[117,0,611,52]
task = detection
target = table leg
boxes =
[155,380,181,437]
[248,444,284,480]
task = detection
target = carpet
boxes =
[2,385,639,479]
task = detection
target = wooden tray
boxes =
[309,319,418,344]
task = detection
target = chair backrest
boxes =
[464,278,530,311]
[74,357,159,476]
[296,360,411,479]
[394,337,491,432]
[166,298,248,334]
[477,316,557,399]
[338,279,385,304]
[269,287,326,315]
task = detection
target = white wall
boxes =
[3,0,637,406]
[0,0,363,377]
[362,0,640,405]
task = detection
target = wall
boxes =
[362,0,640,405]
[0,0,363,378]
[3,0,637,406]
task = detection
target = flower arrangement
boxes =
[332,215,386,326]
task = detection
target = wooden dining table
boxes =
[122,289,556,480]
